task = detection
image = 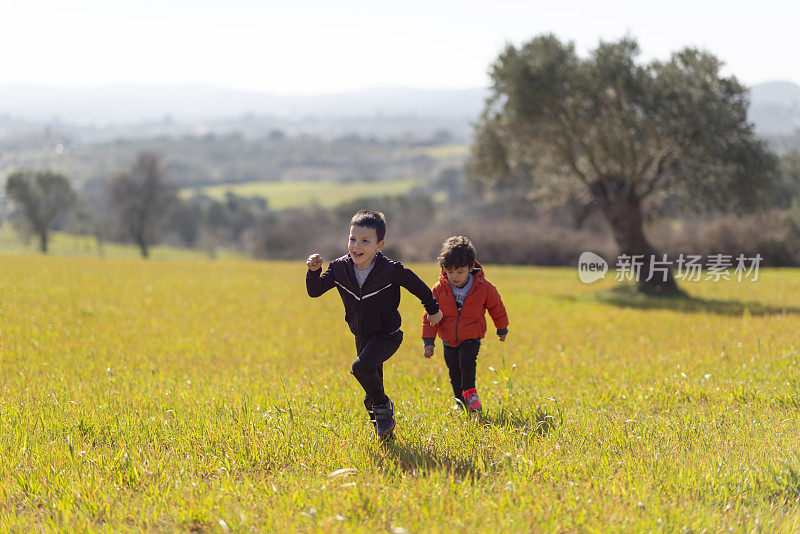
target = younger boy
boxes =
[306,210,443,439]
[422,236,508,412]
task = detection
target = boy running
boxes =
[422,236,508,412]
[306,210,443,439]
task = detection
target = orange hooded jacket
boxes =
[422,261,508,347]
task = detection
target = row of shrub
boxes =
[246,193,800,268]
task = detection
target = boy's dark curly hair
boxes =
[438,235,476,269]
[350,210,386,241]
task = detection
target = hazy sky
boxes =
[1,0,797,94]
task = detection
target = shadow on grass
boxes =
[368,406,559,479]
[563,284,800,317]
[372,440,491,480]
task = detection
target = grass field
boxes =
[0,225,231,261]
[183,178,421,209]
[409,144,470,159]
[2,254,800,531]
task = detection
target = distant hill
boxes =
[1,81,799,137]
[749,81,800,135]
[0,84,488,124]
[750,81,800,105]
[0,84,488,142]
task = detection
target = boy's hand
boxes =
[424,345,434,359]
[498,333,507,342]
[427,310,443,325]
[306,253,323,271]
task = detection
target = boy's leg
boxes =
[442,344,462,401]
[376,361,384,383]
[351,331,403,438]
[458,339,483,412]
[355,337,374,418]
[457,339,481,392]
[363,364,384,427]
[350,331,403,406]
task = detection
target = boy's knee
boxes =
[351,358,371,377]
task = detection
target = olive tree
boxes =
[470,35,777,294]
[5,170,76,253]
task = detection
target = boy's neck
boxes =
[355,257,377,270]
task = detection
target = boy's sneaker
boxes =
[462,388,482,412]
[372,398,396,440]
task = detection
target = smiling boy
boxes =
[306,210,443,439]
[422,236,508,412]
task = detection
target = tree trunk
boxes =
[566,196,595,230]
[39,230,49,254]
[592,188,679,295]
[137,236,149,259]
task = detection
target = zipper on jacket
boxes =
[357,282,363,338]
[454,308,461,348]
[354,256,376,339]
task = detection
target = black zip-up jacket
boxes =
[306,252,440,340]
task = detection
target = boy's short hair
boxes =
[439,236,476,269]
[350,210,386,241]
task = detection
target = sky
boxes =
[1,0,797,95]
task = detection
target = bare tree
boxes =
[5,170,76,253]
[109,152,178,258]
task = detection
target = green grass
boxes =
[2,256,800,531]
[0,225,238,260]
[408,144,470,159]
[183,178,421,208]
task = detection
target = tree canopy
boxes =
[470,35,778,293]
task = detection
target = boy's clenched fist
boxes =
[306,253,323,271]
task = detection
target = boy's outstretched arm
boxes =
[306,253,335,297]
[392,264,442,324]
[486,282,509,341]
